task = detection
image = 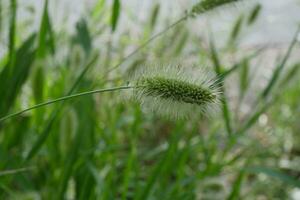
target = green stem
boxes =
[0,86,132,122]
[209,37,233,136]
[104,15,188,75]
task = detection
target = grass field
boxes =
[0,0,300,199]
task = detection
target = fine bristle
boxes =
[131,63,221,119]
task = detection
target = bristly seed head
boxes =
[138,77,216,106]
[190,0,240,16]
[131,64,221,119]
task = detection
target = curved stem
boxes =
[0,86,132,122]
[104,15,188,76]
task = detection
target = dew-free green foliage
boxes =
[0,0,300,199]
[248,3,262,25]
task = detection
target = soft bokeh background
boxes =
[0,0,300,199]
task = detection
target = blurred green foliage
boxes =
[0,0,299,199]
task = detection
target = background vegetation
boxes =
[0,0,300,199]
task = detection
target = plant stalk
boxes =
[0,86,132,122]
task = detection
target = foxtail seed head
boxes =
[191,0,240,15]
[132,64,221,119]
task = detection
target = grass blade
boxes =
[8,0,17,69]
[24,55,98,160]
[74,19,92,56]
[111,0,120,32]
[37,0,55,58]
[135,125,182,200]
[228,14,244,46]
[209,38,232,135]
[0,34,36,118]
[246,166,300,188]
[247,3,262,25]
[0,167,34,177]
[261,26,300,99]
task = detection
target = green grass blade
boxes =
[23,86,131,161]
[8,0,17,69]
[209,38,232,136]
[246,166,300,188]
[247,3,262,25]
[0,167,34,177]
[74,19,92,56]
[58,97,96,198]
[220,47,264,79]
[111,0,120,32]
[228,14,244,46]
[279,63,300,88]
[37,0,48,58]
[150,4,160,30]
[135,126,182,200]
[24,55,98,160]
[227,160,250,200]
[37,0,55,58]
[0,34,36,118]
[92,0,106,19]
[261,26,300,99]
[239,58,249,97]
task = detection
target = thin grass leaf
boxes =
[8,0,17,69]
[58,96,96,199]
[25,55,98,160]
[261,26,300,99]
[24,87,130,161]
[220,47,264,79]
[37,0,48,58]
[279,63,300,88]
[222,98,274,157]
[150,4,160,30]
[135,125,182,200]
[37,0,55,58]
[58,132,82,199]
[92,0,106,19]
[239,58,249,97]
[74,19,92,56]
[32,65,45,103]
[227,160,250,200]
[246,166,300,188]
[121,145,136,200]
[0,34,36,118]
[228,14,244,46]
[172,30,188,56]
[247,3,262,25]
[239,99,272,134]
[209,38,232,135]
[111,0,120,32]
[33,0,53,104]
[0,167,34,177]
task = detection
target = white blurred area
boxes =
[16,0,300,46]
